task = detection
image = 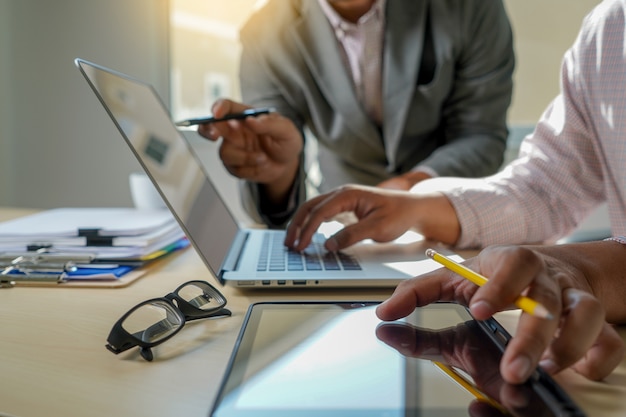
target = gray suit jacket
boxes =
[238,0,514,227]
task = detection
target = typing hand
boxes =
[284,185,421,252]
[284,183,461,251]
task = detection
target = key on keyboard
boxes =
[257,232,361,272]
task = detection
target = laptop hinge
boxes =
[221,230,248,274]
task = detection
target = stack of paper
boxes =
[0,208,189,281]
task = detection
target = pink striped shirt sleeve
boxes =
[446,0,626,248]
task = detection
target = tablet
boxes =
[210,302,585,417]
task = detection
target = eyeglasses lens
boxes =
[122,300,184,344]
[177,282,224,311]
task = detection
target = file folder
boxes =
[0,208,191,288]
[0,207,178,242]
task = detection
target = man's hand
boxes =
[198,98,303,204]
[285,184,460,251]
[285,185,425,251]
[376,244,625,384]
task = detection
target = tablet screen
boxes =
[210,302,584,417]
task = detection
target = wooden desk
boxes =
[0,208,625,417]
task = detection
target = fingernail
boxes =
[539,358,559,375]
[510,355,532,381]
[469,300,494,318]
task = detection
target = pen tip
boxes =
[425,248,436,258]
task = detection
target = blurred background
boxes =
[0,0,605,234]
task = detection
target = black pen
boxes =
[174,107,276,127]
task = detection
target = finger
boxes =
[246,115,304,162]
[496,384,533,414]
[374,323,466,365]
[376,270,466,321]
[499,313,559,384]
[491,254,562,383]
[376,279,424,321]
[468,400,509,417]
[323,215,396,251]
[223,160,267,181]
[537,288,603,374]
[224,120,259,153]
[538,288,623,380]
[287,191,354,251]
[211,98,250,117]
[244,112,290,137]
[284,193,333,248]
[200,118,236,144]
[219,141,265,168]
[214,122,263,153]
[568,322,625,380]
[468,247,552,320]
[197,122,223,141]
[303,188,392,251]
[221,146,273,181]
[198,100,250,139]
[497,265,563,384]
[374,323,421,357]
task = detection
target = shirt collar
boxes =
[317,0,386,31]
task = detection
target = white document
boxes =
[0,208,176,237]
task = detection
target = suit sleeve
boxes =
[236,30,307,228]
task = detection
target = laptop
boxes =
[75,58,458,288]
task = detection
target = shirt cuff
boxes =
[411,165,439,178]
[604,236,626,245]
[257,171,301,228]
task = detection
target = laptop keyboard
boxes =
[257,232,362,272]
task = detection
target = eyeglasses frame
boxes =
[105,280,231,361]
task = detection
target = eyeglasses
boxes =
[105,280,231,361]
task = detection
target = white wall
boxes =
[503,0,601,123]
[0,0,170,209]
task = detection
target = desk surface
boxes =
[1,207,625,417]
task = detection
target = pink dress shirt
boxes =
[317,0,385,125]
[444,0,626,248]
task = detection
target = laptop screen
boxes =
[75,59,240,279]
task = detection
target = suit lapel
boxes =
[291,0,382,147]
[382,0,427,167]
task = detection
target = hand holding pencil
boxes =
[425,248,553,319]
[377,244,621,384]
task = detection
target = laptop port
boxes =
[292,280,307,285]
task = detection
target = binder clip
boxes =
[0,249,96,288]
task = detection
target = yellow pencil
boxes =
[425,249,553,320]
[432,361,509,414]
